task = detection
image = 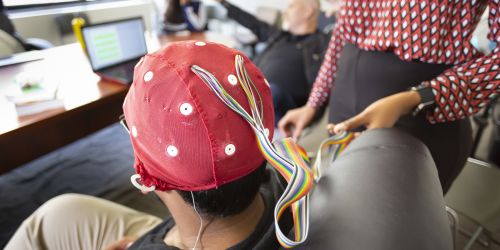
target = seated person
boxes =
[163,0,206,33]
[5,42,295,250]
[318,0,340,34]
[217,0,329,121]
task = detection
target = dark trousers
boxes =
[329,43,472,193]
[271,84,298,124]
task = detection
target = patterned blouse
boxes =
[307,0,500,123]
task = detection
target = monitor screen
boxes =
[82,18,147,71]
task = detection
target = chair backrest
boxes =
[0,29,25,57]
[0,1,16,36]
[445,158,500,232]
[297,129,453,250]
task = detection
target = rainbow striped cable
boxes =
[313,132,354,181]
[191,55,352,248]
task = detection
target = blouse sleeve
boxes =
[424,0,500,123]
[306,21,345,109]
[182,2,207,32]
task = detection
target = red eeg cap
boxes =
[123,41,274,191]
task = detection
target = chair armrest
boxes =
[24,38,53,50]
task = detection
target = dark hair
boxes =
[177,162,268,218]
[164,0,184,24]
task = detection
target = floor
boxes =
[455,213,500,250]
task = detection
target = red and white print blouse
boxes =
[308,0,500,123]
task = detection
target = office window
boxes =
[4,0,80,7]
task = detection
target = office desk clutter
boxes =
[0,43,128,173]
[4,71,63,116]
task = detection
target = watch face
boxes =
[418,87,436,105]
[411,86,435,116]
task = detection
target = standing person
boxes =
[163,0,206,33]
[217,0,329,121]
[279,0,500,193]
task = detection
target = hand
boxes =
[332,91,421,134]
[180,0,189,5]
[327,123,362,138]
[278,105,317,140]
[104,236,139,250]
[325,0,341,17]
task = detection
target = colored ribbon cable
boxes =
[191,55,352,248]
[313,132,354,182]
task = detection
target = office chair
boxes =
[0,0,52,54]
[299,129,453,249]
[0,29,24,57]
[445,158,500,250]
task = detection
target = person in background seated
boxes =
[163,0,206,33]
[216,0,329,122]
[318,0,341,34]
[5,42,293,250]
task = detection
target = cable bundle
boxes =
[191,55,352,248]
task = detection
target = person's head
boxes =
[122,41,275,218]
[282,0,320,34]
[164,0,183,24]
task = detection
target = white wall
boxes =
[9,0,154,45]
[223,0,333,14]
[8,0,332,46]
[223,0,288,14]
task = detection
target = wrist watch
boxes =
[410,84,435,116]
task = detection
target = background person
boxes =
[217,0,329,121]
[163,0,206,33]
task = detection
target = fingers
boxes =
[292,124,303,141]
[328,123,362,138]
[333,113,367,134]
[104,236,137,250]
[326,123,335,134]
[277,116,292,137]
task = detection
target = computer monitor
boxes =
[82,17,147,71]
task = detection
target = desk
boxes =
[0,31,239,174]
[0,44,128,174]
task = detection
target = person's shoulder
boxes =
[307,31,329,42]
[261,166,287,197]
[128,218,176,250]
[302,31,329,50]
